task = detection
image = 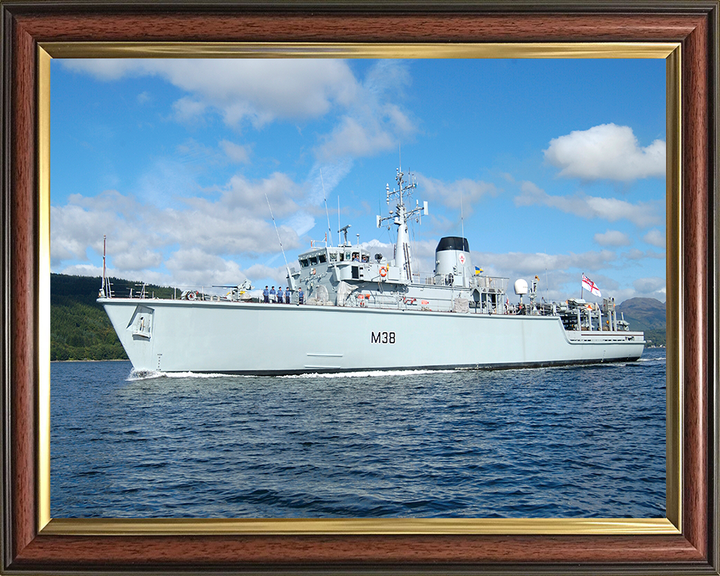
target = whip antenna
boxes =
[100,235,108,298]
[321,169,332,247]
[264,192,291,275]
[460,188,464,239]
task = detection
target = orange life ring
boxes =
[379,266,387,277]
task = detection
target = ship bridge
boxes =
[284,166,512,313]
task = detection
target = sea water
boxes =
[51,349,666,519]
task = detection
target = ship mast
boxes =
[377,166,428,282]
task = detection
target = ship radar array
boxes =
[376,167,428,230]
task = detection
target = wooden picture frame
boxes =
[1,1,717,573]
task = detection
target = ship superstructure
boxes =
[99,166,644,375]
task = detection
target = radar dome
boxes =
[514,279,529,295]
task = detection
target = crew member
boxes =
[263,286,269,303]
[298,287,304,304]
[285,287,291,304]
[269,286,276,303]
[276,286,283,303]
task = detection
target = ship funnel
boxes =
[434,236,472,287]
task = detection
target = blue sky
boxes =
[50,57,666,303]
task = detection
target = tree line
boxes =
[51,274,175,361]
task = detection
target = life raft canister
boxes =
[187,291,197,301]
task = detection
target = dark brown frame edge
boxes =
[0,1,717,574]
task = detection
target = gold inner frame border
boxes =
[37,41,682,537]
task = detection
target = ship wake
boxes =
[126,369,241,381]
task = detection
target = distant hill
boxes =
[51,274,175,361]
[616,297,666,347]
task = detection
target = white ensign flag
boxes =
[581,274,602,297]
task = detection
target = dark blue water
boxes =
[51,349,666,519]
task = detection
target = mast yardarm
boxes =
[376,167,428,282]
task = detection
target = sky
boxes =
[50,57,666,304]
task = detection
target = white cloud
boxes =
[112,249,163,271]
[62,59,143,81]
[633,277,666,299]
[318,116,395,159]
[63,59,416,165]
[161,248,251,287]
[385,104,414,133]
[50,192,146,267]
[416,173,497,214]
[406,239,440,277]
[306,159,354,206]
[625,249,646,261]
[315,60,417,161]
[624,248,665,261]
[476,249,617,278]
[634,277,665,292]
[464,247,666,303]
[244,264,294,287]
[62,59,359,129]
[51,169,312,286]
[544,123,665,182]
[136,158,204,205]
[284,212,316,237]
[60,263,105,277]
[514,181,662,227]
[220,172,304,217]
[594,230,632,247]
[219,140,251,164]
[172,97,206,124]
[643,228,666,248]
[468,250,623,303]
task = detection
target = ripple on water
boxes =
[51,350,666,519]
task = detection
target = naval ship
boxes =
[99,167,645,375]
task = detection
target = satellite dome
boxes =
[514,279,529,295]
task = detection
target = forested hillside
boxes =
[616,297,666,347]
[51,274,174,361]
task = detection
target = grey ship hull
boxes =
[101,298,645,375]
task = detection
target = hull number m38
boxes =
[371,331,396,344]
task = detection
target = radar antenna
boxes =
[338,224,351,246]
